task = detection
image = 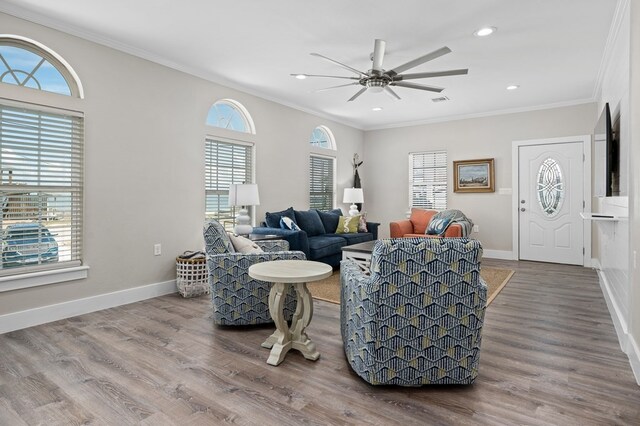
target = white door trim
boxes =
[511,135,592,266]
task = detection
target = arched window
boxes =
[206,99,255,134]
[310,126,336,150]
[0,35,82,98]
[0,36,85,285]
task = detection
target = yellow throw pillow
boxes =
[336,215,360,234]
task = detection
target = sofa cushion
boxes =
[294,209,325,237]
[336,215,360,234]
[308,235,347,259]
[410,208,437,234]
[426,216,454,235]
[228,234,263,253]
[280,216,301,231]
[316,209,342,233]
[358,212,368,233]
[329,232,373,245]
[265,207,296,229]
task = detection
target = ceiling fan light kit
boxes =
[292,39,468,102]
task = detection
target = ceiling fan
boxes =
[292,39,468,102]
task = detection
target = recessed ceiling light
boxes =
[506,85,520,90]
[294,74,308,80]
[372,107,383,111]
[474,27,497,37]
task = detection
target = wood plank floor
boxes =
[1,259,639,425]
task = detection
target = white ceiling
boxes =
[0,0,619,130]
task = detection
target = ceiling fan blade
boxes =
[290,73,360,80]
[310,53,366,77]
[384,86,401,100]
[372,39,386,73]
[313,83,360,93]
[397,69,469,80]
[391,81,444,93]
[387,46,452,76]
[348,87,368,102]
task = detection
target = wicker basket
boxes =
[176,255,210,298]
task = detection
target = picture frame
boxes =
[453,158,495,193]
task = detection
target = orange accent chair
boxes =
[389,208,463,238]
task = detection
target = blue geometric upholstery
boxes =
[203,221,306,325]
[341,238,487,386]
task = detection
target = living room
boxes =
[0,0,639,424]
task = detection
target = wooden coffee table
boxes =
[248,260,332,366]
[341,240,377,271]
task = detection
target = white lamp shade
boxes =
[228,183,260,207]
[343,187,364,204]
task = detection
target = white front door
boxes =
[518,142,584,265]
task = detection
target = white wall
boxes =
[592,0,634,370]
[628,0,640,384]
[0,12,364,318]
[363,103,596,255]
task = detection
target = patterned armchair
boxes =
[203,220,306,325]
[341,238,487,386]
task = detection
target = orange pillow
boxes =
[409,208,437,234]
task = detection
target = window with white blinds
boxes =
[409,150,447,210]
[0,103,84,275]
[309,155,335,211]
[205,139,253,229]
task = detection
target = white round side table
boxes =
[248,260,332,366]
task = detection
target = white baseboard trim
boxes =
[0,280,177,334]
[483,249,516,260]
[628,334,640,385]
[596,268,629,351]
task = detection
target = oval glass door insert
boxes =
[536,157,564,217]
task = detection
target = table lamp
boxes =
[228,183,260,235]
[343,187,364,216]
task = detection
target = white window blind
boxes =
[309,155,334,211]
[409,151,447,210]
[0,103,84,275]
[205,139,253,229]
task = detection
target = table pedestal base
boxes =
[262,281,319,366]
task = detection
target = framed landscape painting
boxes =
[453,158,495,193]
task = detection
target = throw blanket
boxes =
[428,210,474,237]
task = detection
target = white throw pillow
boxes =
[228,234,264,254]
[280,216,301,231]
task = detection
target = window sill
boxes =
[0,265,90,293]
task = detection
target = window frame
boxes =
[309,125,336,150]
[309,153,336,211]
[0,37,87,292]
[0,35,84,98]
[204,137,256,231]
[206,99,256,134]
[409,150,448,211]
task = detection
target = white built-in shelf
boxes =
[580,212,627,222]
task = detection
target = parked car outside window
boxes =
[1,223,59,268]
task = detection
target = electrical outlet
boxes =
[473,225,479,233]
[154,243,161,256]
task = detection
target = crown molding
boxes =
[362,98,596,131]
[0,3,606,133]
[592,0,629,101]
[0,3,365,131]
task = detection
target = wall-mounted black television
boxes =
[594,103,619,197]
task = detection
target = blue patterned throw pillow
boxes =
[280,216,301,231]
[426,217,453,235]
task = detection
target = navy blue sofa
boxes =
[252,207,379,268]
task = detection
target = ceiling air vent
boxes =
[431,96,450,103]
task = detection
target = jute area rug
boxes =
[307,267,515,306]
